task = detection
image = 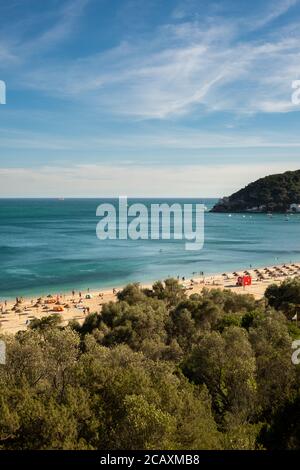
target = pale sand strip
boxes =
[1,262,300,335]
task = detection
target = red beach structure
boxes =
[236,275,252,287]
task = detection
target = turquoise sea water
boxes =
[0,198,300,299]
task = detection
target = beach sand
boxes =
[1,262,300,335]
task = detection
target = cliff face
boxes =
[211,170,300,213]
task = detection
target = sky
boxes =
[1,0,300,197]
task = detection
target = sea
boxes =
[0,198,300,299]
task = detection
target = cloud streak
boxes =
[0,0,90,66]
[10,0,300,119]
[2,125,300,153]
[1,161,300,198]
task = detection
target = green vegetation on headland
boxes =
[0,277,300,450]
[211,169,300,213]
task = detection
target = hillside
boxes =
[211,169,300,213]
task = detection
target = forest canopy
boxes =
[211,169,300,212]
[0,278,300,450]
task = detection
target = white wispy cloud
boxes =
[2,125,300,152]
[0,43,18,63]
[249,0,299,30]
[0,0,90,65]
[1,161,299,198]
[9,0,299,119]
[22,0,90,55]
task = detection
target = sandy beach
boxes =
[1,262,300,335]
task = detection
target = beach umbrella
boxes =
[53,305,64,312]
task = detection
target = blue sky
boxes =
[1,0,300,197]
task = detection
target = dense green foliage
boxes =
[211,169,300,212]
[0,278,299,450]
[265,277,300,320]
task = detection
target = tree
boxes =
[1,278,300,450]
[182,327,257,423]
[265,277,300,320]
[249,312,296,415]
[149,279,187,306]
[259,393,300,450]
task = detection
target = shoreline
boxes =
[1,261,300,335]
[2,254,300,302]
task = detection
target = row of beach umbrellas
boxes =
[222,263,300,281]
